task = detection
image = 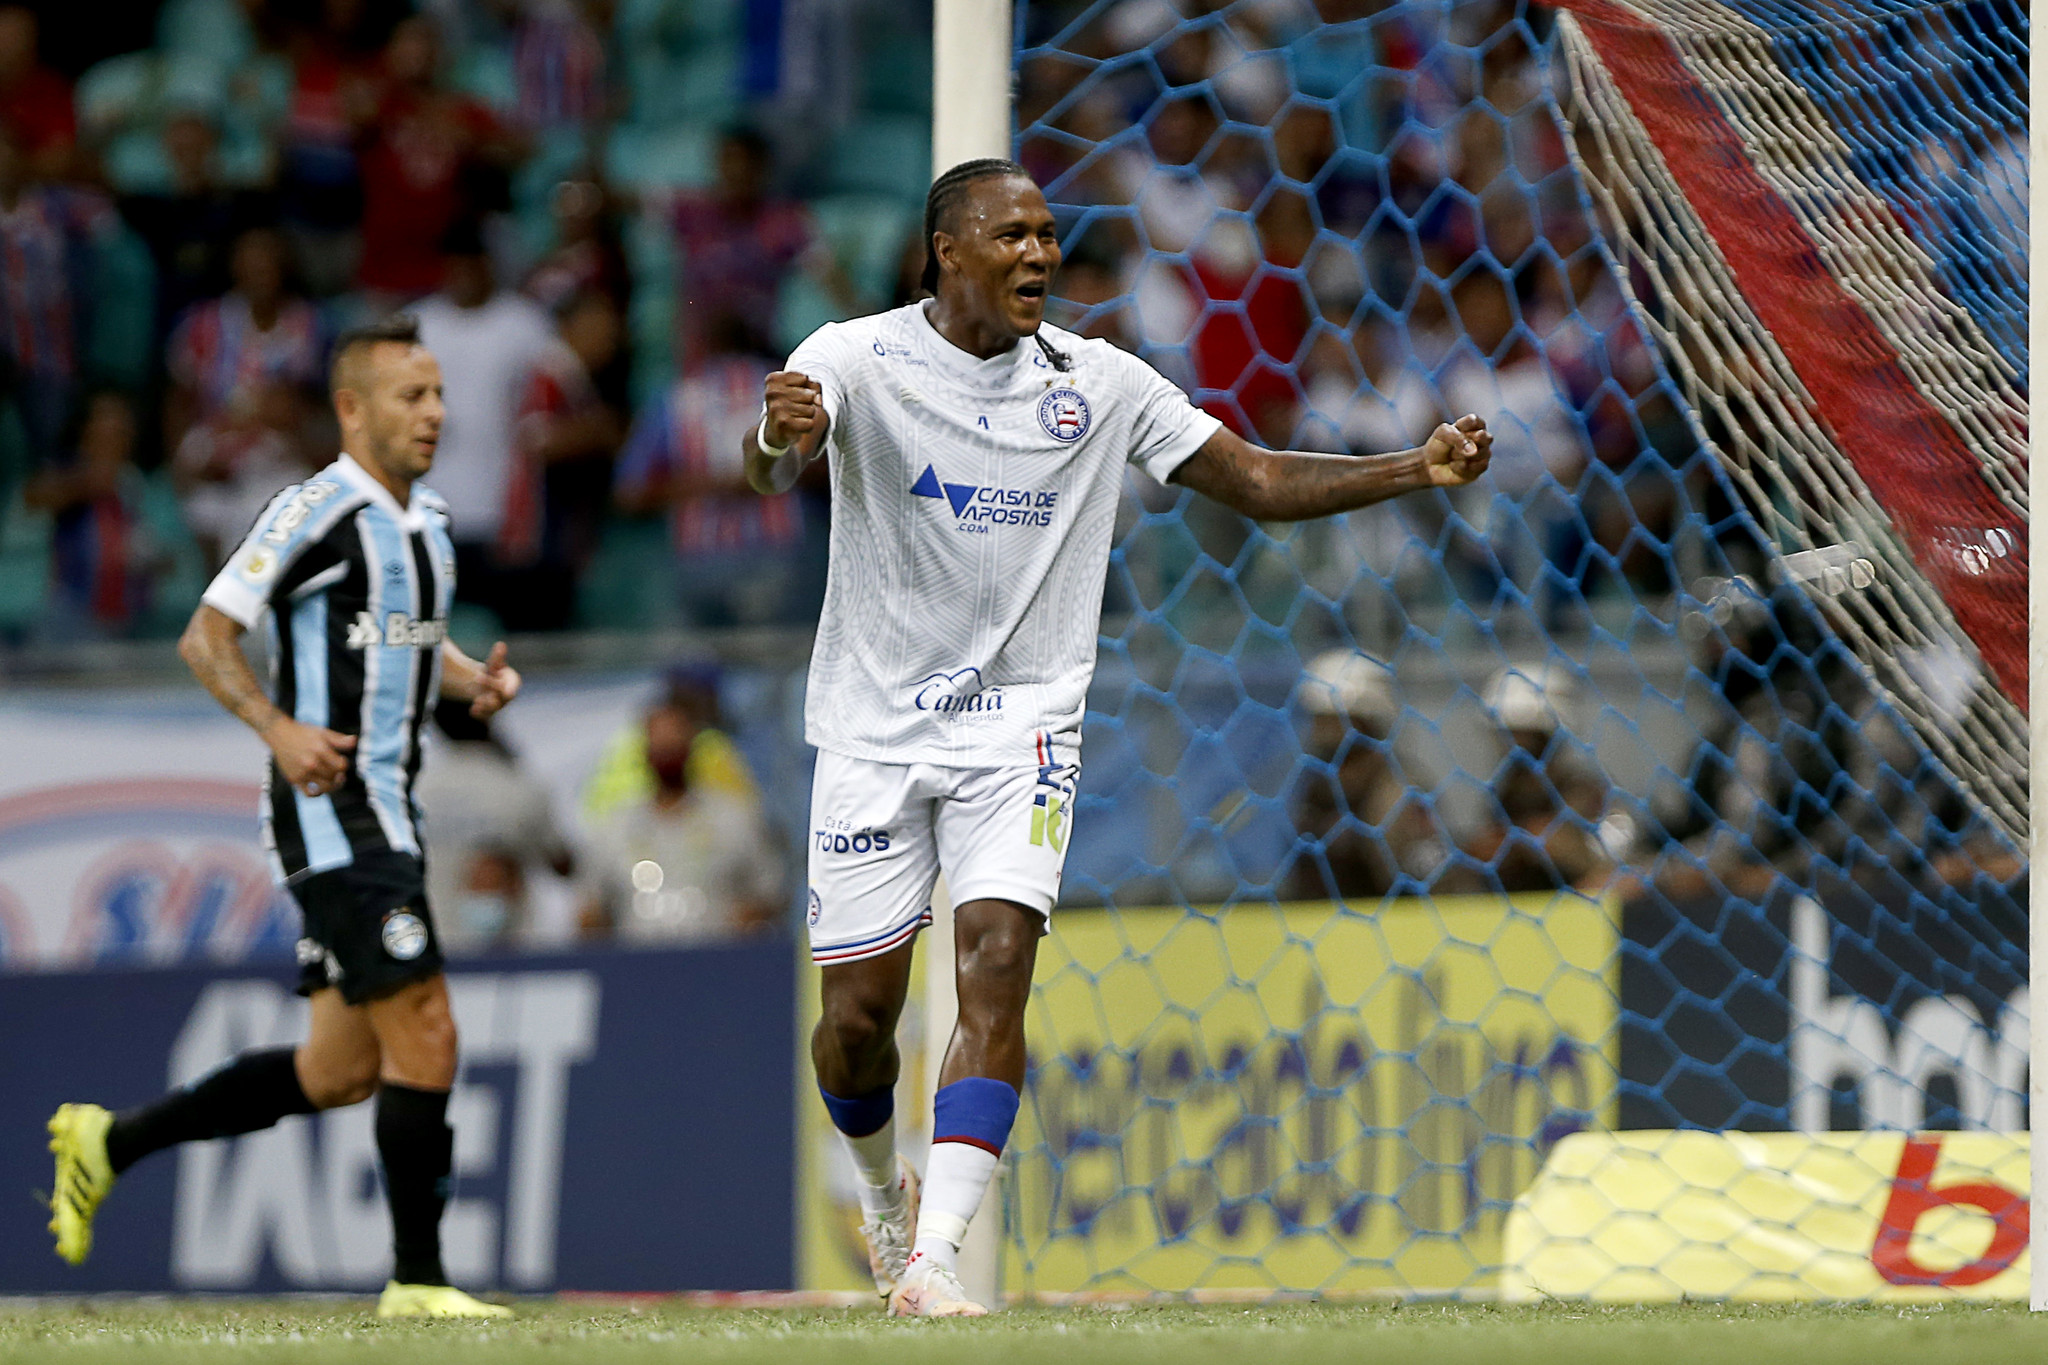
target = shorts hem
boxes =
[811,907,934,965]
[298,954,445,1005]
[946,881,1056,919]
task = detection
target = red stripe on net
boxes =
[1553,0,2028,710]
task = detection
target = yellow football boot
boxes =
[46,1103,115,1266]
[376,1282,513,1318]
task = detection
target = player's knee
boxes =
[957,919,1037,989]
[408,995,459,1068]
[302,1051,381,1109]
[821,991,897,1061]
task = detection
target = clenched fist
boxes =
[1423,414,1492,487]
[762,371,826,449]
[263,716,356,797]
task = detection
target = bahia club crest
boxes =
[1037,388,1091,442]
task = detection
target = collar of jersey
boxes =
[333,452,429,529]
[911,301,1034,394]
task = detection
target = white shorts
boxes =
[805,749,1078,965]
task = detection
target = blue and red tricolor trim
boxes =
[810,902,933,965]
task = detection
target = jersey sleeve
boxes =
[1119,350,1224,485]
[200,479,345,628]
[782,323,853,433]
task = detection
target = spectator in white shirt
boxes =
[412,219,575,629]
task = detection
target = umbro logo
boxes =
[346,611,446,650]
[911,465,1057,530]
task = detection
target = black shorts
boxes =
[291,851,445,1005]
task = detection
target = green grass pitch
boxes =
[1,1299,2044,1364]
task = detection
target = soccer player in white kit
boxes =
[746,159,1492,1316]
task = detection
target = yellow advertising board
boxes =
[798,894,1618,1296]
[1502,1130,2030,1301]
[1005,895,1617,1295]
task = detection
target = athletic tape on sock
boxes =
[931,1077,1019,1156]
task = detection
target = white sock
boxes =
[911,1140,999,1272]
[838,1120,904,1220]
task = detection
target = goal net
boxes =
[995,0,2029,1300]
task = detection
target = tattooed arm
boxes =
[180,603,356,797]
[1170,415,1493,521]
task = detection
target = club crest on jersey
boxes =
[1037,388,1090,442]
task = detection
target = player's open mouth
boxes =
[1016,282,1046,300]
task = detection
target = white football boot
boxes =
[860,1155,922,1300]
[888,1250,988,1318]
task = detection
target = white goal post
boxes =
[2031,0,2044,1310]
[925,0,1015,1309]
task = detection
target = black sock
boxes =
[105,1048,317,1174]
[377,1083,453,1287]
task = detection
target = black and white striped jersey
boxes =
[202,454,457,883]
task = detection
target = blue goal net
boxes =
[1003,0,2029,1299]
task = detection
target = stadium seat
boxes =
[622,43,740,128]
[449,42,519,117]
[858,34,932,116]
[135,473,206,640]
[823,116,930,201]
[75,50,231,195]
[217,56,292,189]
[88,228,158,392]
[773,196,914,351]
[155,0,255,66]
[447,602,507,657]
[807,194,916,303]
[615,0,745,51]
[575,517,678,631]
[774,274,837,357]
[604,122,717,193]
[0,489,51,640]
[621,207,677,407]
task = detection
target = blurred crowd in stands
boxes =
[0,0,2014,944]
[419,659,787,953]
[0,0,1714,650]
[0,0,924,645]
[1018,0,1702,637]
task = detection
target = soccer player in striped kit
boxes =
[749,159,1493,1315]
[46,316,519,1319]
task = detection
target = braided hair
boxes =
[920,158,1072,373]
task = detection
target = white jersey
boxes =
[790,303,1221,768]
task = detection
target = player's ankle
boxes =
[908,1239,958,1274]
[857,1182,905,1222]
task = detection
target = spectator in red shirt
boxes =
[355,15,524,301]
[0,8,73,182]
[668,126,855,370]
